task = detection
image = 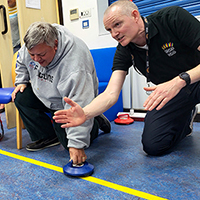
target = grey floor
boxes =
[0,111,199,200]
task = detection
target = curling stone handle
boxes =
[69,160,84,167]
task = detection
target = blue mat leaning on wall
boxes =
[90,47,123,121]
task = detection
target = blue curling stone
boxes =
[63,160,94,177]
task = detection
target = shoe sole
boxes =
[188,106,198,136]
[100,114,111,133]
[26,141,60,152]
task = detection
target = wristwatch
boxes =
[179,72,191,86]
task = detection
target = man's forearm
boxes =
[83,91,118,120]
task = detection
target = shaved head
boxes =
[104,0,139,17]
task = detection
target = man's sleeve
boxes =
[112,44,133,72]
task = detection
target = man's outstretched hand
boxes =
[53,97,86,128]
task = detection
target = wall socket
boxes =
[80,9,91,18]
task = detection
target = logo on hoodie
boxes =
[29,61,38,69]
[37,71,53,83]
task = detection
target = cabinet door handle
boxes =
[0,5,8,35]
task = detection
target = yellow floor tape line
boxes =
[0,149,168,200]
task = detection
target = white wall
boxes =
[62,0,117,49]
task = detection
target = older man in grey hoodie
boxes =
[12,22,110,165]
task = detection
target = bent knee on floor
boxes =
[142,137,172,156]
[142,142,164,156]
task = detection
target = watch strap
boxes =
[179,72,191,86]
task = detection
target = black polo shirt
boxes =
[112,6,200,85]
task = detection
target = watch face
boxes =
[180,73,188,79]
[181,74,186,79]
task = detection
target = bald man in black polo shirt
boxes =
[54,1,200,156]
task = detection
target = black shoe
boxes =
[95,114,111,133]
[26,137,60,151]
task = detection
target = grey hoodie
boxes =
[15,24,99,149]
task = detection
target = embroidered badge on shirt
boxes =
[29,61,36,69]
[162,42,176,57]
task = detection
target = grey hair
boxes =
[104,0,139,17]
[24,22,58,50]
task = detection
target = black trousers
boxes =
[14,84,99,149]
[142,82,200,156]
